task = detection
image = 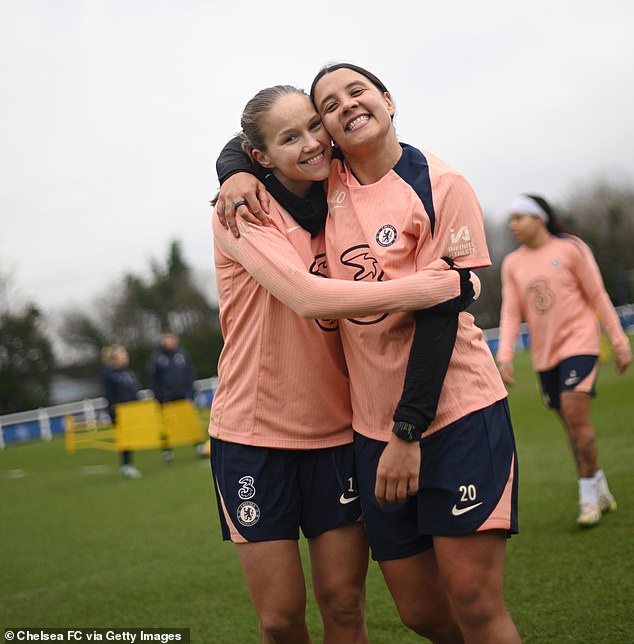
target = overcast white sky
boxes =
[2,0,633,313]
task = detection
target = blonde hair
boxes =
[101,344,125,366]
[239,85,307,159]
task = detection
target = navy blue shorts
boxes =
[355,399,519,561]
[538,355,598,409]
[210,438,362,543]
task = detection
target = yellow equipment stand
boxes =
[161,399,207,447]
[65,399,206,454]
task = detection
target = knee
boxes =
[258,611,305,641]
[256,598,307,641]
[397,601,462,641]
[315,584,365,628]
[448,581,497,629]
[559,401,590,431]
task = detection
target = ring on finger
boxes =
[233,199,248,210]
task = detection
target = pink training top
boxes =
[497,234,630,371]
[324,144,508,441]
[210,192,466,449]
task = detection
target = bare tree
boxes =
[563,177,634,305]
[56,240,223,384]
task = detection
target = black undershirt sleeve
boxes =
[392,311,459,432]
[216,136,257,183]
[392,267,476,433]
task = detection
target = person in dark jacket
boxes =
[147,331,205,461]
[147,332,196,404]
[102,344,142,479]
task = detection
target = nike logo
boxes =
[564,377,579,386]
[339,494,360,505]
[451,501,483,516]
[285,225,300,233]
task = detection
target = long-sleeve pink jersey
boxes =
[324,144,508,441]
[497,234,630,371]
[210,194,467,449]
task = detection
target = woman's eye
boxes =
[351,87,365,97]
[284,135,297,144]
[323,102,337,114]
[310,120,323,131]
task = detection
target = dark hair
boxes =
[524,194,574,235]
[309,62,391,114]
[239,85,307,158]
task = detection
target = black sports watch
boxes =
[392,421,423,442]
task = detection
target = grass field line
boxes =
[8,560,155,602]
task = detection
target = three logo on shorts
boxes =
[236,475,260,527]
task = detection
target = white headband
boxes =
[510,195,548,223]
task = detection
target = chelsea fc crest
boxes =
[376,224,397,247]
[237,501,260,527]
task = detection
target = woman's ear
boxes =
[384,92,396,118]
[252,149,274,169]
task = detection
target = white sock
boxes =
[594,469,610,496]
[578,477,599,506]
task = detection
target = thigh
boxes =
[433,531,508,601]
[308,522,368,600]
[559,390,593,426]
[236,540,307,617]
[379,549,452,620]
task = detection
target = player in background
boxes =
[497,194,631,527]
[217,64,520,643]
[101,344,142,479]
[147,331,207,461]
[210,85,479,643]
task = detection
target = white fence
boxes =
[0,377,217,449]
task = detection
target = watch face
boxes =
[393,422,421,441]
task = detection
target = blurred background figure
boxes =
[497,194,632,527]
[147,331,206,462]
[101,344,143,479]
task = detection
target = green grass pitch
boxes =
[1,345,633,642]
